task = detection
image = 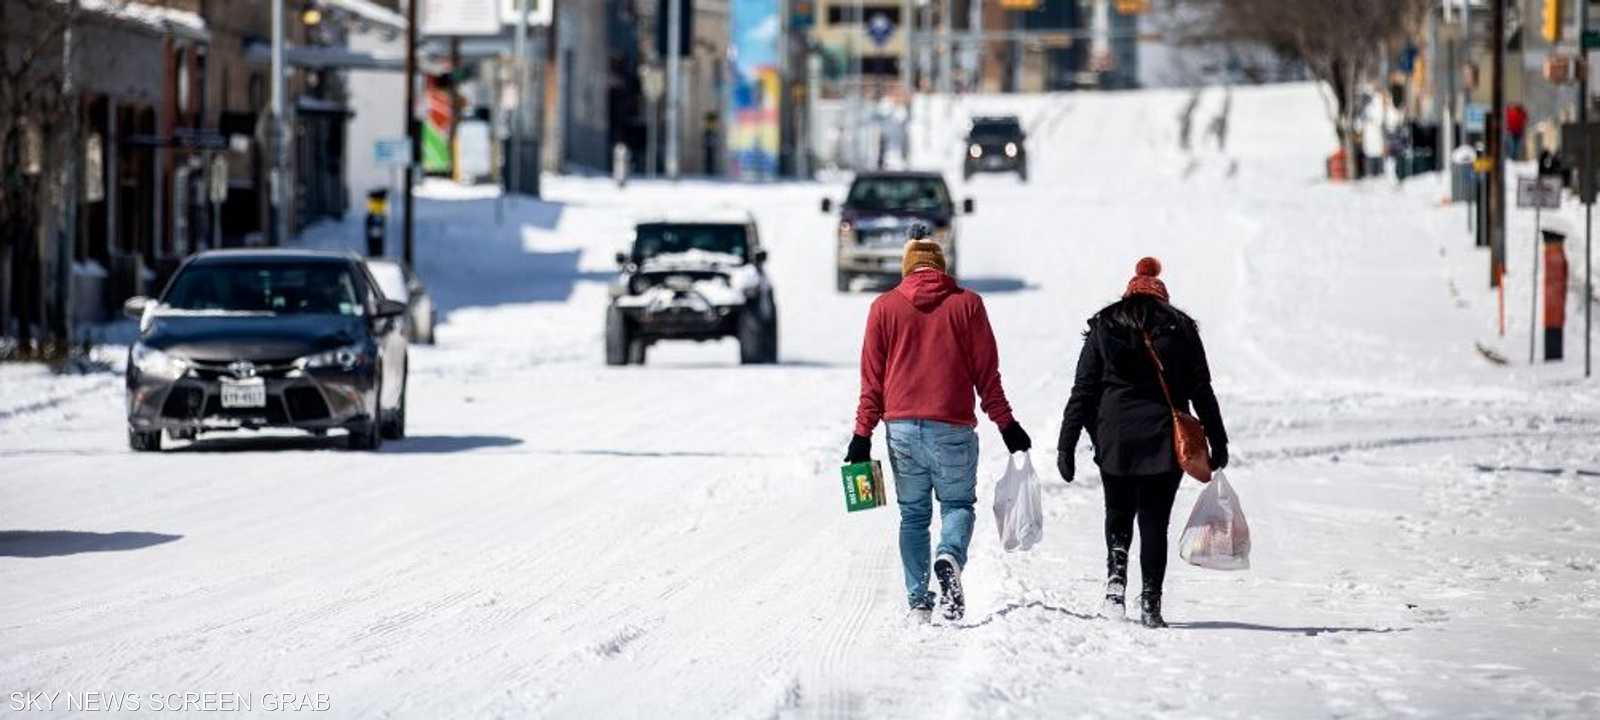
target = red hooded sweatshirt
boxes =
[854,270,1016,437]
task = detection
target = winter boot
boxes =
[908,591,936,625]
[933,553,965,622]
[1102,547,1129,620]
[1139,592,1167,629]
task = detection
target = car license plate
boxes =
[220,377,266,408]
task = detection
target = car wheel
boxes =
[836,271,851,293]
[605,307,630,366]
[739,304,776,365]
[382,372,407,440]
[348,379,384,450]
[128,427,162,452]
[764,309,780,363]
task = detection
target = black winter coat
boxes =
[1058,300,1228,477]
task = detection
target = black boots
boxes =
[1102,547,1129,620]
[933,554,965,621]
[1139,592,1167,629]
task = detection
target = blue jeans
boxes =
[885,419,979,608]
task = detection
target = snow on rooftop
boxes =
[77,0,209,41]
[321,0,407,33]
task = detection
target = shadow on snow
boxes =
[169,433,523,454]
[0,530,182,558]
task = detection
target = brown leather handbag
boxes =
[1142,331,1212,483]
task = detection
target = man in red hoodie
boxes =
[845,226,1031,621]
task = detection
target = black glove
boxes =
[1057,451,1075,483]
[1211,443,1229,471]
[844,434,872,463]
[1000,422,1032,454]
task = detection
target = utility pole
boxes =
[510,0,528,196]
[968,0,983,90]
[1489,0,1505,289]
[665,0,682,180]
[402,0,418,267]
[938,0,952,95]
[1584,0,1595,377]
[58,0,79,346]
[270,0,287,246]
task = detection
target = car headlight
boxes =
[629,275,656,294]
[131,343,189,379]
[1004,142,1018,158]
[294,343,368,371]
[969,144,983,159]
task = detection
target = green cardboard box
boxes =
[840,460,888,512]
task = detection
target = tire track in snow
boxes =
[806,539,892,719]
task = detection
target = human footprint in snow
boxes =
[1057,257,1229,628]
[846,226,1031,623]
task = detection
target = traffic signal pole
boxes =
[1584,0,1595,377]
[402,0,418,267]
[1490,0,1506,290]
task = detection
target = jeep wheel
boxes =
[739,306,777,365]
[129,427,162,452]
[605,307,630,366]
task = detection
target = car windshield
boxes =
[366,262,409,302]
[163,262,365,316]
[970,119,1022,139]
[634,224,749,262]
[845,177,952,213]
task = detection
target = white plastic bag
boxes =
[1178,470,1251,570]
[992,453,1044,552]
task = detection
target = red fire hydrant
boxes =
[1544,228,1569,361]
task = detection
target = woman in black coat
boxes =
[1057,257,1228,628]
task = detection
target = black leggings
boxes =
[1101,471,1183,597]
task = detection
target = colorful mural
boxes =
[730,0,781,179]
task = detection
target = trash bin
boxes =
[1450,146,1477,202]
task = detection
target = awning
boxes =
[320,0,407,34]
[76,0,210,43]
[244,41,447,74]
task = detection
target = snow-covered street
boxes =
[4,84,1600,718]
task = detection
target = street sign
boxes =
[374,138,412,167]
[1584,29,1600,49]
[640,65,664,102]
[866,12,895,47]
[209,156,229,203]
[423,0,500,36]
[1465,103,1489,133]
[500,0,552,26]
[1516,176,1562,209]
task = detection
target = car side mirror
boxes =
[375,298,407,319]
[615,251,630,267]
[123,296,152,320]
[820,197,832,214]
[752,249,768,265]
[962,198,975,214]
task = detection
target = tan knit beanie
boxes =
[901,239,947,277]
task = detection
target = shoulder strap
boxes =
[1141,330,1179,413]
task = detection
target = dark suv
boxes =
[963,115,1028,181]
[606,212,778,365]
